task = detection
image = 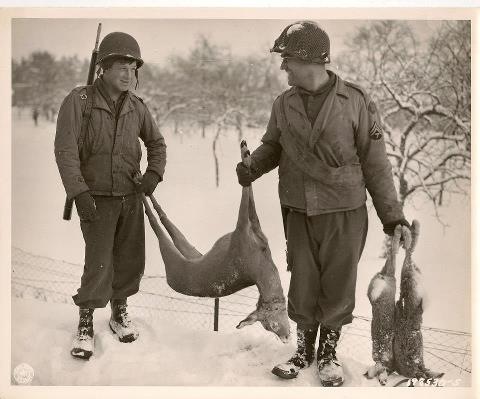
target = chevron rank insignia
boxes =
[369,121,383,140]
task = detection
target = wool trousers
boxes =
[286,205,368,331]
[72,193,145,308]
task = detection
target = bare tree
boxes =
[12,51,86,116]
[141,36,283,187]
[339,21,470,223]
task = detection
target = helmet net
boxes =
[271,21,330,64]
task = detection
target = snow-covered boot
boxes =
[109,298,139,343]
[271,327,318,379]
[71,308,94,360]
[316,326,344,386]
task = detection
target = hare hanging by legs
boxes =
[366,224,406,385]
[393,220,444,381]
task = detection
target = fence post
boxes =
[214,298,219,331]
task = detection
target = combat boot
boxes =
[109,298,139,343]
[71,308,95,360]
[271,326,318,379]
[316,325,344,386]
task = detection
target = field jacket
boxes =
[251,72,404,224]
[54,78,167,199]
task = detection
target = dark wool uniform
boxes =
[250,71,404,331]
[55,77,167,308]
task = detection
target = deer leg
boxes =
[247,188,259,226]
[141,194,166,240]
[246,188,269,249]
[236,139,255,233]
[235,186,252,232]
[148,194,203,259]
[142,194,186,260]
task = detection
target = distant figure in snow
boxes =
[54,31,166,360]
[32,107,39,126]
[235,20,409,386]
[42,103,50,121]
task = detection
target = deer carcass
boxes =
[141,141,290,342]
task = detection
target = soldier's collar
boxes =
[93,78,133,115]
[335,75,349,99]
[287,71,349,99]
[295,71,336,97]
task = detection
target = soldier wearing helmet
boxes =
[55,31,167,360]
[236,21,409,386]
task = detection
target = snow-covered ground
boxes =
[9,110,472,388]
[10,297,471,387]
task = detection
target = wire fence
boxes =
[11,247,471,378]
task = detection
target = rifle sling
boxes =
[78,85,94,150]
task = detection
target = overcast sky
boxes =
[12,18,442,69]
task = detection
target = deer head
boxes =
[236,296,290,343]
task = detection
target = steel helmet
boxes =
[97,32,144,68]
[270,21,330,64]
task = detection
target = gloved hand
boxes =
[236,162,262,187]
[137,170,161,195]
[383,218,410,236]
[75,191,98,222]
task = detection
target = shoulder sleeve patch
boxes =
[367,98,384,140]
[369,120,383,140]
[344,81,384,141]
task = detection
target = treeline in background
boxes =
[12,21,471,216]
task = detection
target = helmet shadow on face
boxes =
[280,57,323,89]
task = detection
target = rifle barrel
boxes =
[86,23,102,86]
[94,23,102,50]
[62,22,102,221]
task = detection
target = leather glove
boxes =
[383,218,410,236]
[138,170,161,195]
[75,191,98,222]
[236,162,262,187]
